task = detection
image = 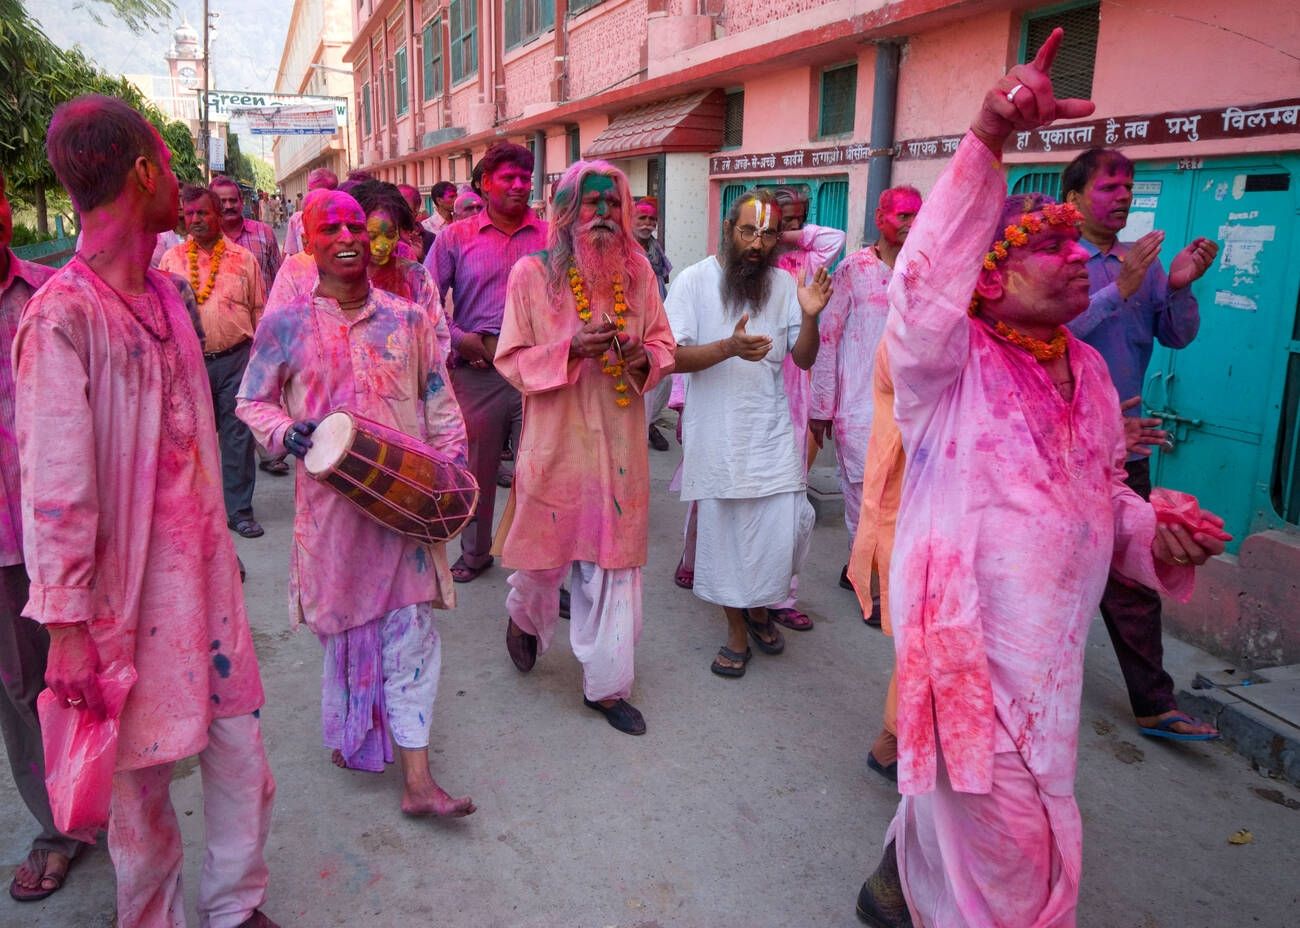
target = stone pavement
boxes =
[2,442,1298,927]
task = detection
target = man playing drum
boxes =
[236,190,475,817]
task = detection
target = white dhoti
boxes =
[507,563,643,701]
[693,490,814,608]
[890,748,1082,928]
[109,713,275,928]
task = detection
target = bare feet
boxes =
[9,848,69,902]
[330,749,348,769]
[401,783,477,818]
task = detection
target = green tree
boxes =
[249,155,276,193]
[0,0,197,232]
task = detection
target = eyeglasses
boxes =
[735,225,779,244]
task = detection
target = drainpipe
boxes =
[864,41,900,244]
[533,129,546,203]
[553,0,569,103]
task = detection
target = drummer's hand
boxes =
[284,420,318,458]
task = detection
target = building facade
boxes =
[343,0,1300,665]
[273,0,358,201]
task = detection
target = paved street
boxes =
[2,443,1297,928]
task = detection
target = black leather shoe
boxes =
[856,841,912,927]
[506,620,537,672]
[857,881,911,927]
[559,587,571,620]
[839,564,854,590]
[648,425,669,451]
[583,697,646,735]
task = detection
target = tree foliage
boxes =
[80,0,177,35]
[0,0,197,231]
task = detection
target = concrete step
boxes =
[1178,662,1300,786]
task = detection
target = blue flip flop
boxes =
[1138,711,1221,742]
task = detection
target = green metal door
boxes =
[1144,158,1299,549]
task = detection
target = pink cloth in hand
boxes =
[1149,488,1233,542]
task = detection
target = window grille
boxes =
[818,64,857,138]
[422,19,443,100]
[505,0,555,49]
[1022,2,1100,101]
[450,0,479,85]
[723,91,744,149]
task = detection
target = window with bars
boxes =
[394,46,409,116]
[450,0,478,85]
[1010,170,1062,200]
[361,82,372,135]
[569,0,604,14]
[422,19,443,100]
[723,90,743,148]
[1022,2,1100,101]
[505,0,554,50]
[566,125,581,163]
[818,63,857,138]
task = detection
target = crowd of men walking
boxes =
[0,26,1233,928]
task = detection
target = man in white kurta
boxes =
[667,190,830,678]
[854,33,1226,928]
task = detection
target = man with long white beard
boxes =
[667,189,831,678]
[494,161,675,735]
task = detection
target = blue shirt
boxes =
[1067,237,1199,411]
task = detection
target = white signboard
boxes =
[232,104,338,136]
[202,89,348,127]
[208,134,226,172]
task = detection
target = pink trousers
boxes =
[890,748,1081,928]
[109,713,276,928]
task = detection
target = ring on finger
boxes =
[1173,555,1190,564]
[1006,83,1025,103]
[67,696,84,706]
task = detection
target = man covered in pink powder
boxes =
[494,161,675,736]
[854,31,1227,928]
[237,190,475,818]
[810,185,921,605]
[15,94,276,928]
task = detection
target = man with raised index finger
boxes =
[853,30,1227,928]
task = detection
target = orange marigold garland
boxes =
[990,320,1068,361]
[187,238,226,305]
[568,262,632,407]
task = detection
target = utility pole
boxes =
[201,0,211,181]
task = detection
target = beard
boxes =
[573,221,631,289]
[719,232,773,316]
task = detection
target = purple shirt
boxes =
[425,210,547,362]
[0,251,55,567]
[228,217,283,294]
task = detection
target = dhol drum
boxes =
[303,410,479,543]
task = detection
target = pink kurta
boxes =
[809,245,892,485]
[236,288,465,635]
[266,252,451,361]
[15,261,264,770]
[495,254,676,570]
[775,224,845,461]
[886,132,1193,799]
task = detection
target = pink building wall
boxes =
[567,0,651,101]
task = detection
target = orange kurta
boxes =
[494,253,676,570]
[159,236,265,353]
[847,340,904,635]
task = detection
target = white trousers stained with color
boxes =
[109,713,275,928]
[507,563,642,701]
[382,602,441,749]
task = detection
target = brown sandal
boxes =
[9,849,69,903]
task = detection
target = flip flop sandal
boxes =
[1138,711,1221,741]
[741,609,785,655]
[710,645,752,678]
[770,606,814,631]
[673,556,694,589]
[9,849,68,903]
[451,555,493,583]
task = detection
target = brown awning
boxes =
[584,90,726,161]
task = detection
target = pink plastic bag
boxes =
[37,660,137,843]
[1149,488,1234,542]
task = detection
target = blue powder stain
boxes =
[212,653,232,678]
[425,371,445,396]
[252,708,260,719]
[619,467,625,475]
[210,639,220,651]
[412,547,429,573]
[419,712,425,724]
[210,694,221,704]
[414,667,421,680]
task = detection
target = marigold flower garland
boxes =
[568,262,632,407]
[187,238,226,305]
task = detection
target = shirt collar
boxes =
[0,248,44,293]
[1079,236,1127,260]
[474,208,544,238]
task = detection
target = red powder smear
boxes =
[1150,488,1233,542]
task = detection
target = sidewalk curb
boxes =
[1178,672,1300,786]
